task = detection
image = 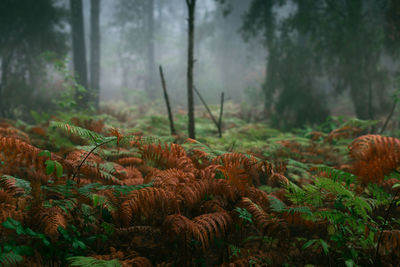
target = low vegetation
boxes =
[0,105,399,267]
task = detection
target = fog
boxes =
[95,0,265,107]
[1,0,399,129]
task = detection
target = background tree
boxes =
[112,0,148,101]
[236,0,398,129]
[0,0,67,118]
[90,0,101,109]
[186,0,197,139]
[145,0,156,98]
[70,0,89,109]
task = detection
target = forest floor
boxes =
[0,101,399,267]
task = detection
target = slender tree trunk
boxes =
[0,54,12,117]
[90,0,101,109]
[70,0,88,109]
[186,0,196,139]
[146,0,156,97]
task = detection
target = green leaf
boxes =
[2,218,20,230]
[319,239,329,255]
[55,161,63,177]
[14,245,34,256]
[45,160,55,175]
[234,207,253,223]
[392,183,400,189]
[345,259,355,267]
[38,150,51,158]
[302,239,317,250]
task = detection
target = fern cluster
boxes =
[0,118,400,266]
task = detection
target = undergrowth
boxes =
[0,105,399,266]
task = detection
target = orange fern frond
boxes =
[239,198,288,238]
[66,149,103,164]
[116,157,144,167]
[120,187,179,226]
[136,143,195,172]
[213,153,259,193]
[245,187,271,212]
[267,173,289,188]
[151,169,195,189]
[195,165,219,180]
[124,166,143,179]
[0,125,31,143]
[349,135,400,184]
[188,149,211,169]
[192,211,233,251]
[327,125,362,143]
[30,206,67,240]
[162,214,199,243]
[0,176,25,196]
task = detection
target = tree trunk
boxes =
[146,0,156,98]
[0,54,12,117]
[90,0,101,110]
[186,0,196,139]
[70,0,88,109]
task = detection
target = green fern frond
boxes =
[183,139,227,158]
[285,206,313,216]
[316,165,356,187]
[287,159,311,181]
[67,256,121,267]
[43,198,78,213]
[267,195,287,212]
[0,251,23,267]
[315,177,354,198]
[50,121,106,143]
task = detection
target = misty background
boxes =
[0,0,399,131]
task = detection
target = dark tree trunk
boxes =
[186,0,196,139]
[70,0,88,108]
[146,0,156,97]
[0,54,12,117]
[90,0,101,109]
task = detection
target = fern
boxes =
[50,121,106,143]
[267,195,287,212]
[316,165,356,187]
[67,256,122,267]
[285,206,313,216]
[286,159,311,181]
[0,251,24,267]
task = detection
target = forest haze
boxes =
[0,0,399,130]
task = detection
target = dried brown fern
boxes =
[116,157,144,167]
[192,211,233,251]
[135,142,195,173]
[213,153,259,193]
[239,197,288,238]
[30,206,67,240]
[120,187,179,226]
[349,135,400,184]
[151,168,195,188]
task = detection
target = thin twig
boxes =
[379,100,397,134]
[71,137,116,184]
[218,92,224,137]
[193,86,220,133]
[159,65,176,135]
